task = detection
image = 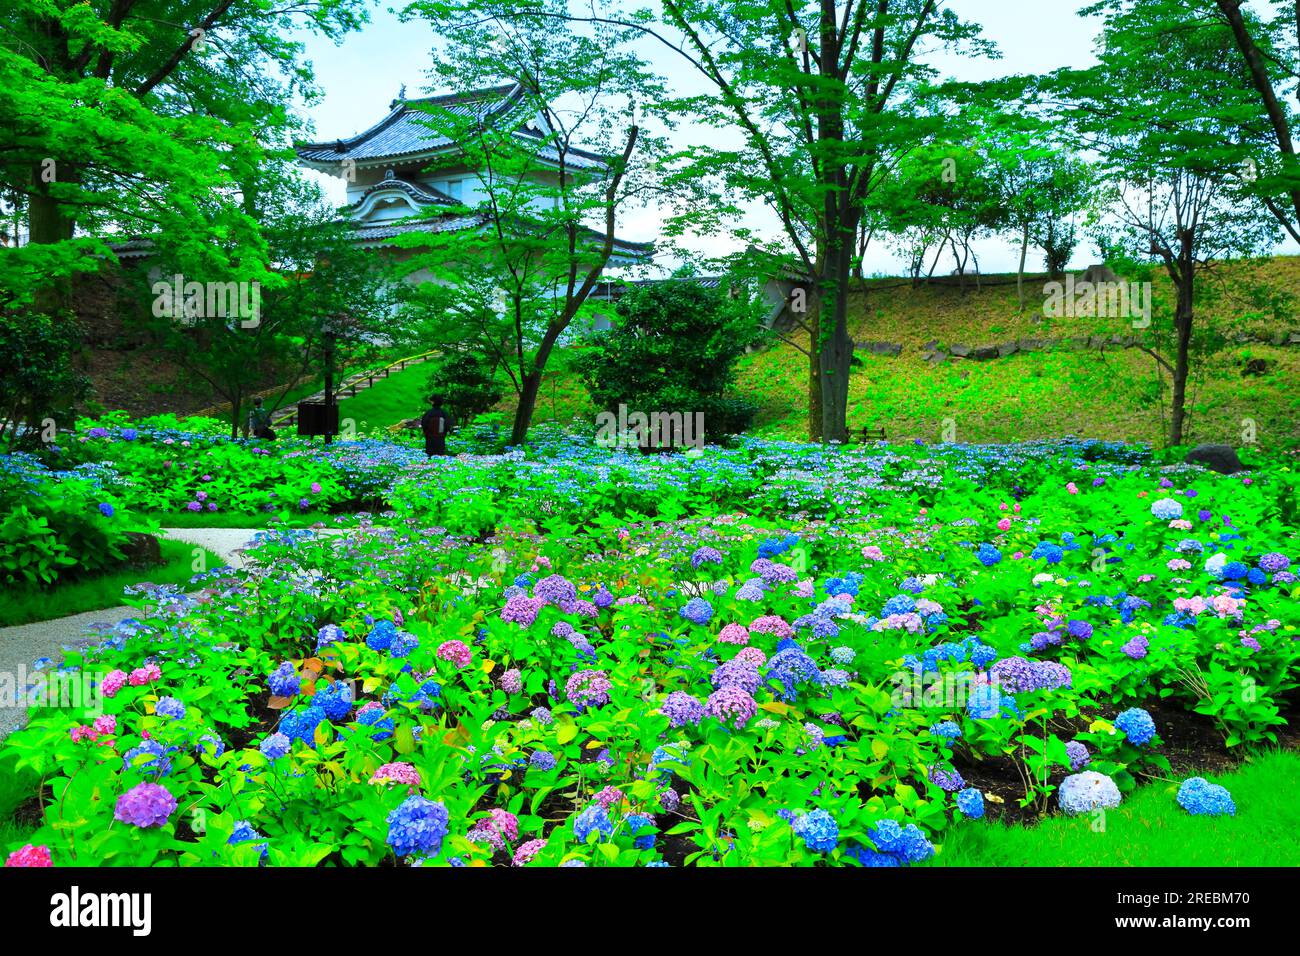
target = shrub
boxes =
[423,351,504,425]
[579,270,764,445]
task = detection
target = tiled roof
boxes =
[296,85,610,172]
[297,83,521,164]
[347,177,459,211]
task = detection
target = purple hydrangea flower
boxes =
[114,782,177,828]
[704,686,757,730]
[661,692,704,728]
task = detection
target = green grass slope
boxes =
[736,258,1300,446]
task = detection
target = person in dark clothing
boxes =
[248,397,276,440]
[420,396,453,456]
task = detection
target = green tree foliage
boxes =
[0,309,90,448]
[144,165,392,437]
[1,0,371,303]
[423,351,505,424]
[578,271,764,444]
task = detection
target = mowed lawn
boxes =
[0,540,224,627]
[930,750,1300,867]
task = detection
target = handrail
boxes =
[272,350,441,426]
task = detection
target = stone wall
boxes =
[851,332,1300,364]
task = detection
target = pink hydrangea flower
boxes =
[370,762,421,788]
[594,786,624,810]
[500,668,523,694]
[997,518,1012,532]
[4,844,51,868]
[101,669,129,698]
[748,615,794,639]
[469,808,520,849]
[718,623,750,645]
[734,646,767,667]
[436,640,472,668]
[1066,482,1079,494]
[861,545,885,561]
[512,838,546,866]
[128,664,161,687]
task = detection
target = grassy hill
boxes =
[156,256,1300,449]
[731,258,1300,447]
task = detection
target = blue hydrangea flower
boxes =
[882,594,917,616]
[624,813,657,849]
[314,681,353,720]
[867,819,934,864]
[122,739,173,777]
[260,732,291,760]
[155,696,186,720]
[956,788,985,819]
[792,808,838,853]
[574,803,615,843]
[529,751,557,771]
[679,597,714,626]
[315,624,345,649]
[366,620,397,652]
[1059,771,1122,815]
[1151,498,1183,520]
[976,543,1002,567]
[229,821,270,861]
[929,720,962,742]
[1114,707,1156,746]
[1030,541,1064,564]
[386,796,450,858]
[279,705,325,746]
[1176,777,1236,817]
[268,662,300,697]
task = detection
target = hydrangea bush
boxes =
[2,419,1297,866]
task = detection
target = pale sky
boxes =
[292,1,1294,275]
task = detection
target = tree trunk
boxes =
[807,295,823,441]
[512,371,543,447]
[1168,269,1194,447]
[1017,220,1030,311]
[817,232,854,443]
[29,162,78,314]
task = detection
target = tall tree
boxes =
[398,0,662,445]
[1210,0,1300,242]
[0,0,370,315]
[1058,0,1279,445]
[439,0,991,441]
[146,163,392,438]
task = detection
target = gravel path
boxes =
[0,528,272,741]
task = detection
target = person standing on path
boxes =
[420,396,453,456]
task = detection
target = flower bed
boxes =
[2,421,1297,866]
